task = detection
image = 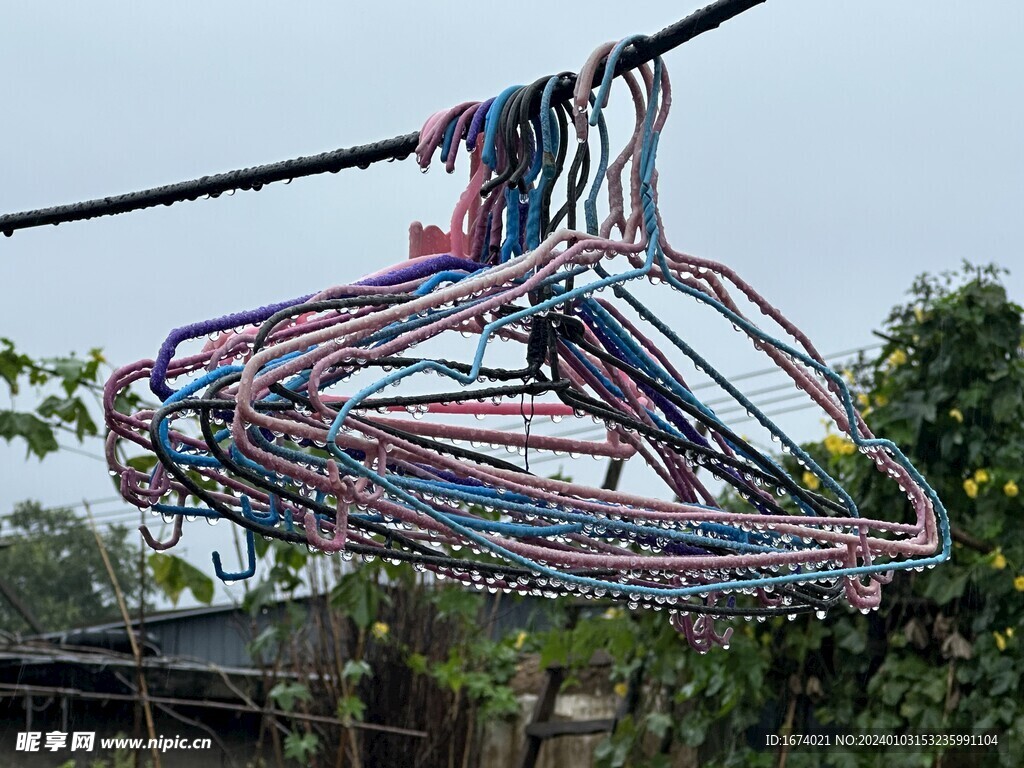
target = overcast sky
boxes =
[1,2,1021,607]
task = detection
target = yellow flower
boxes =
[913,306,925,323]
[802,471,821,491]
[856,393,870,408]
[613,682,629,698]
[1015,577,1024,593]
[948,408,964,424]
[513,631,528,650]
[824,434,856,457]
[974,469,990,484]
[1008,627,1016,638]
[371,621,389,639]
[887,349,908,367]
[602,607,625,620]
[994,632,1007,652]
[963,479,979,499]
[1005,480,1020,498]
[991,549,1007,570]
[841,369,855,385]
[874,394,889,407]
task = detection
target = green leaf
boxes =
[480,684,520,719]
[645,711,673,739]
[330,572,389,629]
[920,569,969,605]
[269,564,303,592]
[0,410,60,459]
[993,389,1020,423]
[0,338,30,394]
[269,682,311,712]
[677,711,711,746]
[406,652,428,675]
[36,395,98,440]
[247,626,280,659]
[253,535,271,560]
[148,553,215,606]
[342,659,372,683]
[431,653,467,693]
[429,585,482,625]
[463,670,494,699]
[282,731,319,761]
[242,580,275,615]
[593,737,616,763]
[113,389,143,415]
[275,540,308,571]
[594,721,634,768]
[125,454,158,474]
[538,629,571,669]
[337,695,366,724]
[285,602,307,626]
[44,355,101,396]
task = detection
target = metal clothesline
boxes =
[0,0,765,236]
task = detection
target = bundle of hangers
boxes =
[102,36,949,652]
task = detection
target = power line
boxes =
[0,504,180,544]
[525,399,823,469]
[689,343,880,392]
[478,344,873,460]
[1,502,134,523]
[743,401,819,423]
[712,389,809,420]
[0,0,766,236]
[12,496,126,516]
[485,343,877,438]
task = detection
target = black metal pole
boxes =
[0,0,765,236]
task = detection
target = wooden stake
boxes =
[85,501,162,768]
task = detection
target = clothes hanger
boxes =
[103,37,947,650]
[116,64,815,602]
[201,57,856,606]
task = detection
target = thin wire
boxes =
[0,509,146,544]
[56,442,108,462]
[487,343,878,434]
[0,501,134,528]
[477,341,877,458]
[7,495,125,516]
[689,343,880,391]
[0,0,766,236]
[525,399,822,468]
[742,400,821,423]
